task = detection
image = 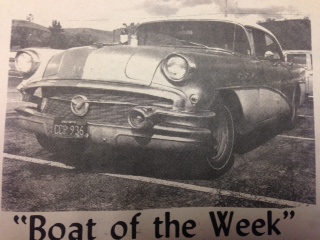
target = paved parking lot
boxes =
[1,79,315,211]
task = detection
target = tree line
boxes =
[11,20,100,50]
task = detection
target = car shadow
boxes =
[233,117,304,154]
[48,118,304,180]
[50,143,218,180]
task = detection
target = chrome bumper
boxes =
[15,106,215,151]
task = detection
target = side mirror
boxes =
[264,51,274,60]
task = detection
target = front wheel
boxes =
[206,105,235,175]
[36,134,87,158]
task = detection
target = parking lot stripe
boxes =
[277,135,315,141]
[103,173,311,207]
[298,115,314,118]
[3,153,75,169]
[3,153,311,207]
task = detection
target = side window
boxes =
[264,34,280,59]
[234,25,251,55]
[249,28,282,60]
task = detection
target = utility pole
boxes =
[225,0,228,17]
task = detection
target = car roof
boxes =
[138,18,242,27]
[137,19,276,37]
[136,19,284,56]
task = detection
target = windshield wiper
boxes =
[177,39,234,54]
[177,39,209,48]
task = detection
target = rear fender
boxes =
[218,87,291,134]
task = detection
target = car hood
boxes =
[42,45,178,86]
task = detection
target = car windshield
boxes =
[137,21,251,55]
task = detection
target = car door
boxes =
[247,27,291,122]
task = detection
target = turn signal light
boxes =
[128,108,153,130]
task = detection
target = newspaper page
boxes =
[0,0,319,239]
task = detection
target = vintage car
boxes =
[14,19,305,176]
[283,50,313,102]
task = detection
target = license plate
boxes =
[53,118,87,138]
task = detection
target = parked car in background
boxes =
[8,51,22,79]
[284,50,313,102]
[14,19,305,176]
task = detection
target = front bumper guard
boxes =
[15,106,215,151]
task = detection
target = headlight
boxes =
[15,53,33,73]
[15,51,39,75]
[163,55,189,82]
[162,54,195,83]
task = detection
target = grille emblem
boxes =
[71,95,89,116]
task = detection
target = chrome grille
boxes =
[42,90,173,126]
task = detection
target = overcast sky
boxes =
[3,0,318,30]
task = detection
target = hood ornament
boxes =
[71,95,89,116]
